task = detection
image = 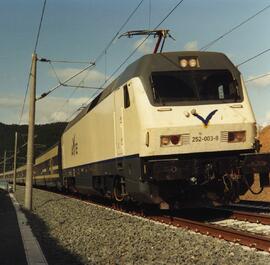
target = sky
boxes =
[0,0,270,125]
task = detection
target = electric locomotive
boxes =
[60,51,270,209]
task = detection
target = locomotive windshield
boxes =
[150,70,241,105]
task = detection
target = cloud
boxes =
[0,97,22,108]
[134,38,154,54]
[265,111,270,120]
[0,94,93,124]
[184,41,198,51]
[36,96,90,123]
[226,53,236,61]
[246,72,270,88]
[49,68,105,86]
[258,111,270,128]
[50,111,69,122]
[0,96,25,124]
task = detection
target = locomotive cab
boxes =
[122,52,259,207]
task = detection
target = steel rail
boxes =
[206,206,270,225]
[150,215,270,252]
[228,203,270,212]
[227,210,270,225]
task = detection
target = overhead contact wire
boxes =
[36,63,96,100]
[49,61,62,84]
[200,4,270,51]
[103,0,185,86]
[60,0,185,122]
[73,0,185,116]
[52,0,145,119]
[34,0,47,53]
[38,0,145,105]
[245,72,270,83]
[18,70,31,125]
[18,0,47,125]
[237,48,270,67]
[95,0,145,64]
[74,0,145,87]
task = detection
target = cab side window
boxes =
[123,85,130,108]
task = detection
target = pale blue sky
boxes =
[0,0,270,125]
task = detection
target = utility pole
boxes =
[3,150,6,179]
[25,53,37,210]
[13,131,18,192]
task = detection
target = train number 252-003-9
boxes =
[192,135,219,142]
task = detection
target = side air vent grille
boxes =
[221,131,228,142]
[181,134,190,145]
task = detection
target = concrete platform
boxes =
[0,189,48,265]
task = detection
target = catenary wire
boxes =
[18,70,31,125]
[245,72,270,83]
[62,84,103,90]
[40,59,93,64]
[37,0,145,102]
[46,0,146,118]
[18,0,47,125]
[200,4,270,51]
[34,0,47,53]
[36,63,96,100]
[65,0,185,121]
[51,65,94,115]
[94,0,145,64]
[63,0,145,87]
[0,137,28,166]
[149,0,152,29]
[99,0,185,88]
[65,0,145,91]
[49,61,62,84]
[237,48,270,67]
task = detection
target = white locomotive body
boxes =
[60,51,264,207]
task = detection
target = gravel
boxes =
[212,219,270,236]
[14,186,270,265]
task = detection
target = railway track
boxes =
[35,187,270,253]
[223,202,270,213]
[199,206,270,225]
[149,215,270,252]
[217,208,270,225]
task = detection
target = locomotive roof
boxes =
[64,51,239,132]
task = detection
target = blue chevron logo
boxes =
[192,109,218,126]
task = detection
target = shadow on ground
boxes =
[0,190,28,265]
[22,207,88,265]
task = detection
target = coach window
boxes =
[123,84,130,108]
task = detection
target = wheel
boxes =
[113,177,124,202]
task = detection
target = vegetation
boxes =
[0,122,67,172]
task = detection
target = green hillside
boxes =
[0,122,67,172]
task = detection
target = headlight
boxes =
[179,57,199,68]
[228,131,246,143]
[160,136,171,146]
[180,59,188,68]
[160,135,181,147]
[189,58,197,67]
